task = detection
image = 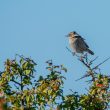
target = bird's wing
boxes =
[82,39,89,48]
[75,35,85,40]
[76,38,89,49]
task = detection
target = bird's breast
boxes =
[69,38,78,51]
[69,38,77,45]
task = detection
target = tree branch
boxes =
[66,47,110,82]
[92,57,110,70]
[10,79,21,86]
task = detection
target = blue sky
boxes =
[0,0,110,94]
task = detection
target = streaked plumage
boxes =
[67,31,94,55]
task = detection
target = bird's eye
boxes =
[73,31,76,34]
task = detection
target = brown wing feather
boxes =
[76,38,89,51]
[81,38,89,48]
[75,36,89,48]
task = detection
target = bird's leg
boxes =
[80,53,87,60]
[72,52,75,56]
[80,53,88,61]
[78,53,84,61]
[80,56,83,61]
[84,53,88,58]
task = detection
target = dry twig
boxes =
[66,46,110,82]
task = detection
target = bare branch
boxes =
[66,47,96,81]
[66,47,110,82]
[89,56,98,65]
[10,79,21,86]
[66,46,75,56]
[92,57,110,70]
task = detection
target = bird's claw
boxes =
[72,52,75,56]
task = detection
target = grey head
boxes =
[67,31,82,39]
[73,31,82,38]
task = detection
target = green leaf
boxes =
[22,62,28,70]
[25,70,31,75]
[61,65,67,72]
[20,58,24,64]
[26,96,30,103]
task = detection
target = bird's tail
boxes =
[87,49,94,55]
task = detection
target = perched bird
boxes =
[67,31,94,55]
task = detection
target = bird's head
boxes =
[66,31,79,39]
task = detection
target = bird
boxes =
[67,31,94,55]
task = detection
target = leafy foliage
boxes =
[0,55,110,110]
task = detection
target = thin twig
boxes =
[66,46,92,69]
[89,56,98,65]
[75,73,90,81]
[66,47,96,81]
[10,79,21,86]
[79,58,91,70]
[92,57,110,70]
[66,46,75,56]
[66,47,110,82]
